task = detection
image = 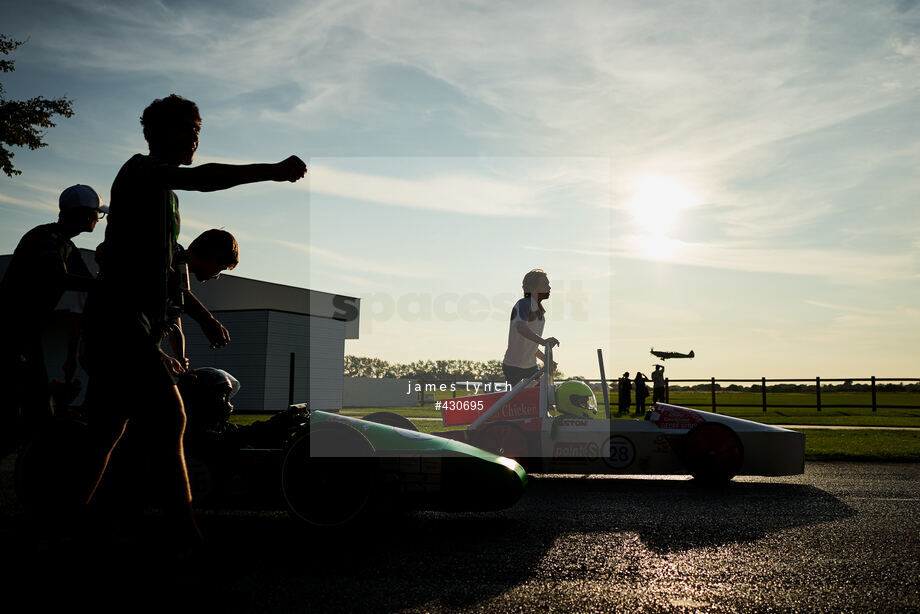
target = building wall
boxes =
[185,310,345,412]
[343,377,416,408]
[302,315,345,411]
[184,311,268,412]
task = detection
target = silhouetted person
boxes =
[616,372,631,415]
[0,185,105,459]
[634,371,649,415]
[652,364,666,404]
[81,94,306,551]
[502,269,559,387]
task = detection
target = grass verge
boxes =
[795,429,920,462]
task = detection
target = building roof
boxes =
[0,248,361,339]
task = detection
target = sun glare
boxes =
[627,175,698,234]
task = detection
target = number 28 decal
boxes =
[603,435,636,469]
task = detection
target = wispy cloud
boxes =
[307,163,544,217]
[805,299,920,318]
[528,238,918,284]
[0,192,55,214]
[269,238,436,279]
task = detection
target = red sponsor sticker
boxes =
[441,387,541,426]
[648,403,706,430]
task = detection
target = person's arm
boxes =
[183,290,230,349]
[159,156,307,192]
[35,248,98,293]
[163,319,189,375]
[513,321,559,348]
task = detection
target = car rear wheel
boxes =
[281,421,375,527]
[361,412,418,432]
[684,422,743,485]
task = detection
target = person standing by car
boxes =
[501,269,559,387]
[634,371,650,415]
[0,185,106,459]
[81,94,307,550]
[652,364,666,404]
[616,372,632,415]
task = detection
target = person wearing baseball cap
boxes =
[0,184,104,459]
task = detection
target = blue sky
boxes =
[1,0,919,379]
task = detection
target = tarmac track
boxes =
[0,460,918,613]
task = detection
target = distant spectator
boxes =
[652,364,666,404]
[616,372,631,415]
[634,371,649,415]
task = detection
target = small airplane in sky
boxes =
[650,347,695,360]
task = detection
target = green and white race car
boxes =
[14,369,528,529]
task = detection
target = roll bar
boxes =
[469,341,556,431]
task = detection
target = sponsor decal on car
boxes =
[648,403,706,430]
[552,440,600,462]
[442,387,541,426]
[603,436,636,469]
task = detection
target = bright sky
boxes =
[1,0,919,380]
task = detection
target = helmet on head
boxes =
[179,367,241,435]
[556,380,598,419]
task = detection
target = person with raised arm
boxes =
[82,95,306,552]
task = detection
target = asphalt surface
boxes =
[0,459,918,613]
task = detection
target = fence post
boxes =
[816,376,821,412]
[711,377,717,413]
[665,378,669,403]
[871,376,877,412]
[761,376,767,413]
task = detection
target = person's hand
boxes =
[274,155,307,182]
[62,357,77,382]
[543,337,560,348]
[202,316,230,349]
[162,353,189,376]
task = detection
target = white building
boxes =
[0,249,360,413]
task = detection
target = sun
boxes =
[626,174,698,235]
[624,174,698,260]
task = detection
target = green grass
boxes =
[796,429,920,462]
[657,391,920,427]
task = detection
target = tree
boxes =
[0,35,74,177]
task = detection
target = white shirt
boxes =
[503,296,545,368]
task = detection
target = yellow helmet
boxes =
[556,380,598,419]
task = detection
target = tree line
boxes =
[344,356,564,380]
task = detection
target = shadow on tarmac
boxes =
[0,457,856,613]
[519,475,856,553]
